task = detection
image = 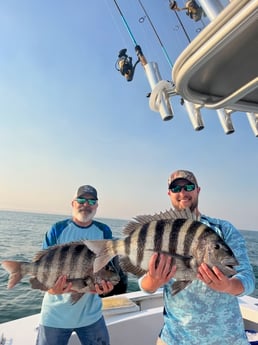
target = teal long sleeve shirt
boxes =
[140,215,255,345]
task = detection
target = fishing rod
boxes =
[113,0,137,46]
[113,0,175,121]
[113,0,147,81]
[137,0,173,69]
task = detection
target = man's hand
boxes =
[48,275,75,295]
[94,280,114,295]
[141,253,176,293]
[197,263,244,295]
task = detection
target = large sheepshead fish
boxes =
[85,208,238,295]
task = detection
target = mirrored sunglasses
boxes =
[75,198,97,206]
[170,183,196,193]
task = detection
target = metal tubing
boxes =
[145,62,174,121]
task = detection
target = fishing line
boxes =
[104,0,128,48]
[173,10,191,43]
[113,0,138,46]
[137,0,173,68]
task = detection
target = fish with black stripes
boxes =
[85,208,238,295]
[1,242,120,303]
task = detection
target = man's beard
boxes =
[189,199,198,212]
[73,207,97,224]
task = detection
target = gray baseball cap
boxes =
[75,185,98,199]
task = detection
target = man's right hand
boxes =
[48,275,74,294]
[141,253,176,293]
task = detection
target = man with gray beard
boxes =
[36,185,127,345]
[139,170,255,345]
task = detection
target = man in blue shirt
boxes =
[139,170,255,345]
[36,185,125,345]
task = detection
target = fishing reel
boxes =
[115,48,139,82]
[169,0,204,22]
[169,1,180,11]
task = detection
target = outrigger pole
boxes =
[113,0,175,120]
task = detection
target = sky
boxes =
[0,1,257,230]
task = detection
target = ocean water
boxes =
[0,210,257,324]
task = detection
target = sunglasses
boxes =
[75,198,97,206]
[170,183,196,193]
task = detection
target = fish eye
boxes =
[214,243,221,250]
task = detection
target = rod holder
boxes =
[216,109,235,134]
[246,112,258,137]
[184,100,204,131]
[146,62,175,121]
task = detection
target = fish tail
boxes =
[83,239,117,273]
[1,260,30,289]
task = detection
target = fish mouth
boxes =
[221,258,239,275]
[224,265,236,275]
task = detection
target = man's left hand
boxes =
[94,280,114,295]
[197,263,236,294]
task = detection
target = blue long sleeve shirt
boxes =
[140,215,255,345]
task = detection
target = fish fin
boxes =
[84,240,115,273]
[157,250,192,260]
[70,293,85,304]
[93,253,115,274]
[119,257,147,277]
[171,253,193,264]
[172,280,192,295]
[31,243,75,262]
[32,250,49,262]
[83,239,108,255]
[1,260,29,289]
[123,208,197,235]
[29,277,48,291]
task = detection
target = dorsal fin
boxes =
[123,208,197,235]
[32,241,86,262]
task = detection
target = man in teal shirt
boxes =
[139,170,255,345]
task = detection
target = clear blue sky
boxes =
[0,1,257,230]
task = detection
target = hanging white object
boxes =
[246,112,258,137]
[145,62,176,121]
[217,109,235,134]
[184,101,204,131]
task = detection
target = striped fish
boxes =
[85,209,238,295]
[1,242,120,303]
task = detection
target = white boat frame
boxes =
[1,289,258,345]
